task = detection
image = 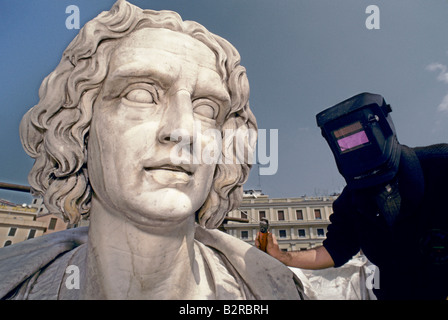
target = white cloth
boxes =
[289,256,377,300]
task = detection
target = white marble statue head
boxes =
[19,0,257,229]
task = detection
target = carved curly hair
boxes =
[19,0,257,229]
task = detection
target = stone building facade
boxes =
[223,190,337,251]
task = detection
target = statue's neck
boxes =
[80,196,214,299]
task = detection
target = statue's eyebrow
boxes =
[194,74,231,105]
[109,61,172,89]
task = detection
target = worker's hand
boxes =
[255,232,287,263]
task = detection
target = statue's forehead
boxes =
[113,28,218,70]
[106,28,230,103]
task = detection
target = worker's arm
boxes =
[256,232,335,270]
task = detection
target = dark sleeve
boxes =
[414,143,448,192]
[323,190,361,268]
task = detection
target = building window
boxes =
[27,229,36,240]
[317,228,325,237]
[49,218,58,230]
[296,209,303,220]
[240,211,248,220]
[314,209,322,220]
[241,230,249,239]
[279,230,287,238]
[8,227,17,237]
[259,210,266,220]
[3,240,12,247]
[277,210,285,221]
[298,229,306,237]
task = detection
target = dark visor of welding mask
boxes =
[333,121,370,153]
[316,93,401,189]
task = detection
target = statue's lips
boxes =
[145,165,192,175]
[144,165,193,185]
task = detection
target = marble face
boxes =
[88,28,231,227]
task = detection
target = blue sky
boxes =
[1,0,448,204]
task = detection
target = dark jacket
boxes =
[323,144,448,300]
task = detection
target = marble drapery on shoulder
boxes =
[0,226,306,300]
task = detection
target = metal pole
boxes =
[0,182,31,193]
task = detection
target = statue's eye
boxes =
[126,89,155,104]
[122,84,158,105]
[193,99,219,120]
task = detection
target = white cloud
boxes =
[437,93,448,112]
[426,63,448,83]
[427,62,448,113]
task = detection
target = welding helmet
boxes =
[316,92,401,189]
